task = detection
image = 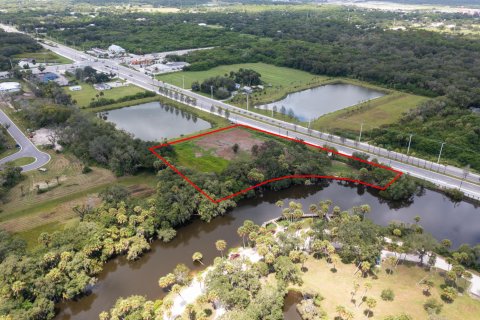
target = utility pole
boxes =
[358,122,364,142]
[246,93,249,112]
[460,165,470,189]
[407,134,413,155]
[210,85,213,99]
[437,142,446,164]
[182,75,185,89]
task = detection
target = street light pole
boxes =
[437,142,446,164]
[182,75,185,89]
[358,122,364,142]
[210,85,213,99]
[246,93,249,112]
[407,134,413,155]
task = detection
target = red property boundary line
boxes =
[149,124,403,204]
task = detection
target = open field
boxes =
[158,63,426,130]
[13,49,72,64]
[0,151,116,224]
[172,127,264,173]
[313,91,430,133]
[0,149,157,234]
[157,62,329,105]
[65,82,146,107]
[298,257,480,319]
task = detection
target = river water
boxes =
[258,83,385,121]
[99,101,211,141]
[55,183,479,320]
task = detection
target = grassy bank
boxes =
[7,157,35,166]
[312,91,429,134]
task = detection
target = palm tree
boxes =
[421,279,434,296]
[414,215,421,225]
[351,280,360,305]
[331,254,340,272]
[360,261,371,277]
[359,282,372,307]
[11,280,25,297]
[336,305,347,319]
[365,297,377,318]
[360,204,371,220]
[215,240,227,258]
[158,273,175,291]
[172,284,184,302]
[237,226,247,248]
[192,252,204,265]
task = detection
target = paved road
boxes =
[0,109,51,172]
[35,38,480,199]
[3,24,479,198]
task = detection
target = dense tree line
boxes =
[0,30,41,71]
[192,68,262,99]
[0,164,23,202]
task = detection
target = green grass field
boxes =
[14,49,72,65]
[66,83,146,107]
[313,91,429,134]
[173,141,230,173]
[7,157,36,166]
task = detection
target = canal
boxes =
[55,182,479,319]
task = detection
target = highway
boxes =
[0,109,51,171]
[1,23,479,199]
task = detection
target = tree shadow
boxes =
[363,309,374,318]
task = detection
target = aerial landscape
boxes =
[0,0,479,319]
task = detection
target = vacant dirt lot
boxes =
[196,127,264,160]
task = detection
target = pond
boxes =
[55,183,479,320]
[257,83,385,121]
[99,102,211,141]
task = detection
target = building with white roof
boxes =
[108,44,126,56]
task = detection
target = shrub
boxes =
[381,288,395,301]
[424,298,443,314]
[82,166,92,174]
[444,188,464,202]
[440,286,457,303]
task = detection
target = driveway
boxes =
[0,109,51,172]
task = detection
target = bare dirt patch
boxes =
[195,128,263,160]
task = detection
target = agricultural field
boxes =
[65,82,146,107]
[298,257,480,320]
[13,49,72,64]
